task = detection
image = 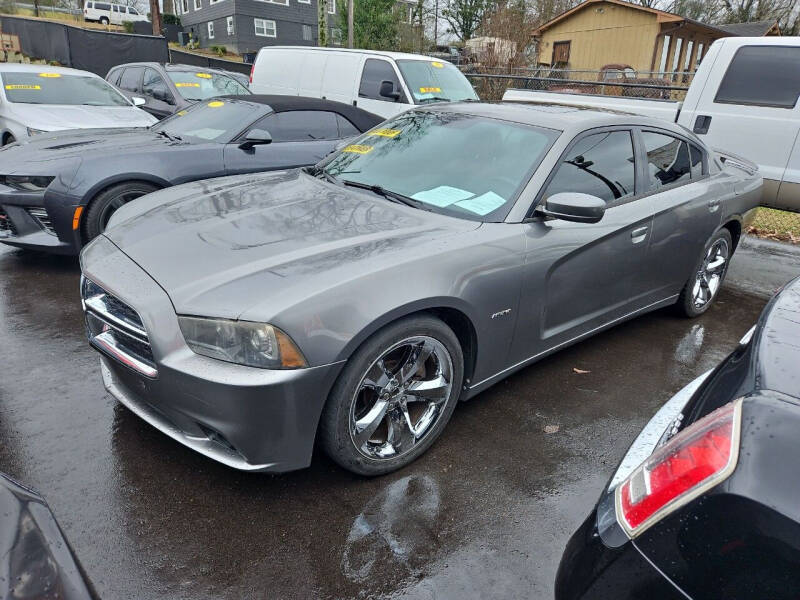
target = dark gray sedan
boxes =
[0,96,383,254]
[79,103,762,476]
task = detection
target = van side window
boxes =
[715,46,800,109]
[642,131,691,190]
[118,67,143,93]
[256,111,341,142]
[359,59,402,102]
[95,2,111,9]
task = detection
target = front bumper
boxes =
[82,236,345,472]
[0,185,79,254]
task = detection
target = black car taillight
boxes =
[616,400,742,537]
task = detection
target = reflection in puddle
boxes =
[675,323,705,365]
[342,475,440,582]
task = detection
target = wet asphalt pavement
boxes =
[1,235,798,599]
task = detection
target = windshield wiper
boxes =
[307,165,341,185]
[156,130,182,142]
[342,179,427,210]
[417,96,452,104]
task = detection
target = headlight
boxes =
[178,316,307,369]
[0,175,55,191]
[26,127,46,136]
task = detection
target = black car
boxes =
[0,472,95,599]
[106,62,251,119]
[556,275,800,599]
[0,96,383,255]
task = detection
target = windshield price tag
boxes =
[419,87,441,93]
[369,129,402,138]
[342,144,374,154]
[207,101,225,107]
[5,84,41,90]
[175,82,200,88]
[431,61,444,68]
[196,73,212,79]
[38,73,61,78]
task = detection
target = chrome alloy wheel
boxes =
[349,336,453,460]
[692,238,729,309]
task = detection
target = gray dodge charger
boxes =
[79,102,762,476]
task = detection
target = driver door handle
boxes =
[631,226,648,244]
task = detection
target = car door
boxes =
[141,68,176,119]
[510,127,655,363]
[117,66,144,101]
[223,110,342,175]
[637,128,721,301]
[355,58,409,118]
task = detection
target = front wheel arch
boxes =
[80,179,164,244]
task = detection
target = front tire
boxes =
[2,133,15,146]
[84,181,159,241]
[320,315,464,476]
[676,228,733,317]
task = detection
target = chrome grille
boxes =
[26,207,56,235]
[81,276,157,377]
[0,207,16,236]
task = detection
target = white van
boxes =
[250,47,479,118]
[84,1,149,25]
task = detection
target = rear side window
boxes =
[336,113,360,137]
[359,58,402,102]
[690,144,704,179]
[118,67,142,93]
[258,110,340,141]
[107,68,122,86]
[543,130,636,205]
[715,46,800,109]
[642,132,692,190]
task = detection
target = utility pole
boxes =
[347,0,353,48]
[150,0,162,35]
[433,0,438,46]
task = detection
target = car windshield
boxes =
[152,98,262,142]
[323,111,558,222]
[166,70,251,101]
[396,59,479,104]
[1,71,130,106]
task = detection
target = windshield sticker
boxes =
[412,186,473,207]
[5,84,41,90]
[368,128,402,138]
[38,72,61,78]
[207,100,225,107]
[196,73,212,79]
[419,86,441,94]
[342,144,373,154]
[431,61,444,68]
[454,191,506,216]
[176,110,188,116]
[176,82,201,88]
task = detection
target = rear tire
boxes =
[320,315,464,476]
[84,181,159,242]
[99,16,109,24]
[676,228,733,318]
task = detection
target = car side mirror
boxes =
[379,80,401,101]
[537,192,606,224]
[239,128,272,150]
[131,96,147,107]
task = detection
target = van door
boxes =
[355,57,411,118]
[251,49,302,95]
[111,3,123,24]
[679,44,800,207]
[298,52,328,99]
[320,52,362,104]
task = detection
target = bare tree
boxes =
[441,0,494,41]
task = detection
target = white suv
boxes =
[84,1,149,25]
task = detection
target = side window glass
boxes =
[714,46,800,109]
[689,144,703,179]
[336,113,360,137]
[358,58,401,102]
[107,69,121,86]
[543,131,636,205]
[254,111,339,142]
[642,132,691,190]
[142,68,170,102]
[118,67,142,93]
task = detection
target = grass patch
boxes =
[748,207,800,244]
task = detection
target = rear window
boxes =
[166,70,250,101]
[1,71,130,106]
[715,46,800,109]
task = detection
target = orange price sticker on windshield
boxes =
[431,61,444,68]
[342,144,374,154]
[207,101,225,107]
[196,72,212,79]
[369,128,402,138]
[419,86,441,93]
[38,72,61,78]
[5,84,40,90]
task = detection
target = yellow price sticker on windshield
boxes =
[196,72,212,79]
[431,61,444,68]
[207,101,225,108]
[369,128,402,138]
[342,144,373,154]
[5,84,40,90]
[419,87,441,93]
[176,110,188,116]
[175,82,200,88]
[38,72,61,78]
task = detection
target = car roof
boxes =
[109,62,232,76]
[0,64,100,77]
[221,94,384,131]
[431,101,692,136]
[259,46,451,63]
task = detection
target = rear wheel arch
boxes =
[1,132,15,146]
[722,219,742,252]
